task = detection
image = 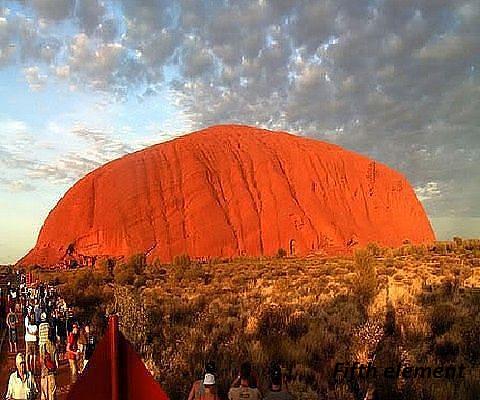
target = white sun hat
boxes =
[203,373,215,385]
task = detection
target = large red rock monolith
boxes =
[19,125,435,267]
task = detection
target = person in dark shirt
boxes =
[264,364,292,400]
[55,311,67,360]
[6,308,18,353]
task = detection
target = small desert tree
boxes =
[173,254,191,267]
[277,248,287,258]
[353,249,378,309]
[127,253,147,275]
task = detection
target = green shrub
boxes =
[434,334,460,362]
[366,242,381,257]
[114,263,135,285]
[353,249,377,308]
[127,254,147,275]
[430,303,456,336]
[173,254,191,267]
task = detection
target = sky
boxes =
[0,0,479,264]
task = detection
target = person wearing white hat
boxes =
[5,353,38,400]
[188,362,219,400]
[197,373,220,400]
[188,360,217,400]
[203,373,215,385]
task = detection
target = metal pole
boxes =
[110,315,120,400]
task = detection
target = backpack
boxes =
[43,345,57,373]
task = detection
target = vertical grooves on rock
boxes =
[243,142,265,255]
[264,139,319,240]
[172,143,188,254]
[229,141,264,255]
[195,146,241,254]
[89,177,96,230]
[315,153,330,186]
[141,154,157,256]
[305,151,331,248]
[252,135,281,250]
[158,150,173,260]
[361,185,371,222]
[307,152,327,199]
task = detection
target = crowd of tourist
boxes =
[2,270,96,400]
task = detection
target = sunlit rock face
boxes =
[19,124,435,267]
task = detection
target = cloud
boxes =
[23,66,47,90]
[0,117,136,187]
[415,35,480,61]
[25,125,135,184]
[76,0,106,34]
[0,177,35,192]
[415,182,441,202]
[26,156,98,184]
[71,125,134,159]
[31,0,74,21]
[64,34,132,91]
[0,0,478,224]
[0,14,15,65]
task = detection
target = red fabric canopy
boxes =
[67,316,169,400]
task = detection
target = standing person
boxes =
[188,361,217,400]
[6,308,18,353]
[34,301,42,326]
[196,374,220,400]
[264,364,292,400]
[228,362,262,400]
[7,285,16,315]
[66,323,80,384]
[55,311,67,361]
[40,333,58,400]
[0,288,6,331]
[5,353,38,400]
[38,313,50,350]
[81,325,96,372]
[65,308,74,334]
[77,326,87,370]
[24,314,38,373]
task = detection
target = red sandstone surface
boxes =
[19,125,435,267]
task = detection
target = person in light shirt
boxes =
[5,353,38,400]
[24,314,38,373]
[228,362,262,400]
[38,313,50,349]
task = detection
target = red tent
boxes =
[67,315,169,400]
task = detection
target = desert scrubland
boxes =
[26,238,480,399]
